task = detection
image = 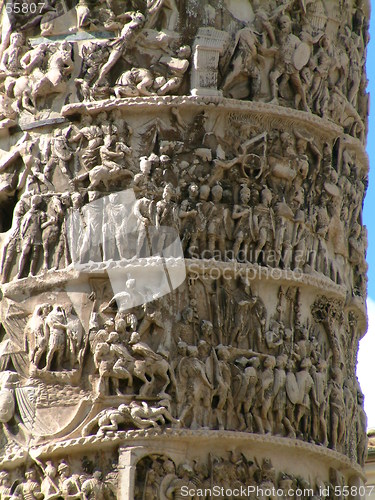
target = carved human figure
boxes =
[157,45,191,96]
[44,129,73,181]
[207,185,227,260]
[0,470,12,499]
[0,33,25,76]
[128,400,178,428]
[328,367,346,451]
[70,114,103,171]
[41,195,65,271]
[147,0,179,31]
[12,468,43,499]
[214,346,233,430]
[17,194,46,279]
[179,183,198,255]
[133,195,154,257]
[94,333,134,396]
[1,193,30,283]
[356,390,368,466]
[96,12,145,86]
[269,14,310,111]
[130,332,173,397]
[177,345,213,429]
[311,359,328,446]
[222,27,260,100]
[272,354,293,436]
[232,186,252,261]
[41,460,60,499]
[132,156,153,196]
[253,355,276,434]
[234,356,259,432]
[81,471,108,500]
[27,303,53,369]
[295,357,315,439]
[31,42,74,105]
[58,461,82,499]
[155,183,179,254]
[44,305,68,371]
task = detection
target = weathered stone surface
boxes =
[0,0,369,497]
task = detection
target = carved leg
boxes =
[29,245,41,276]
[17,243,32,279]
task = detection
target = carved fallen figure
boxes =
[82,400,179,436]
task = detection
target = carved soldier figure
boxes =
[41,460,60,499]
[311,359,328,446]
[253,355,276,434]
[12,468,43,499]
[0,470,12,499]
[17,194,46,279]
[234,356,259,432]
[232,186,252,261]
[214,346,233,430]
[269,14,310,111]
[81,471,107,500]
[1,193,30,283]
[179,183,198,255]
[44,129,73,181]
[207,185,227,260]
[58,461,82,499]
[177,345,213,429]
[328,367,346,451]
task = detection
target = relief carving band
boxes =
[0,0,370,498]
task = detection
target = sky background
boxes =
[356,2,375,429]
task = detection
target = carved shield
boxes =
[293,42,311,71]
[286,371,299,404]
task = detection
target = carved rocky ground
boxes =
[0,0,370,498]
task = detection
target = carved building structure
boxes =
[0,0,370,497]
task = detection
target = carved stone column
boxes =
[0,0,369,497]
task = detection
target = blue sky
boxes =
[357,3,375,428]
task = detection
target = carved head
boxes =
[10,33,24,47]
[25,468,38,481]
[199,185,210,201]
[163,183,174,201]
[31,194,43,208]
[278,14,292,33]
[300,358,312,370]
[211,184,223,202]
[177,45,191,59]
[239,186,251,204]
[140,156,151,174]
[177,341,188,356]
[188,183,199,199]
[264,356,276,369]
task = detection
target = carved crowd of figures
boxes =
[21,283,363,465]
[0,459,116,499]
[134,453,352,500]
[0,111,367,303]
[0,1,369,140]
